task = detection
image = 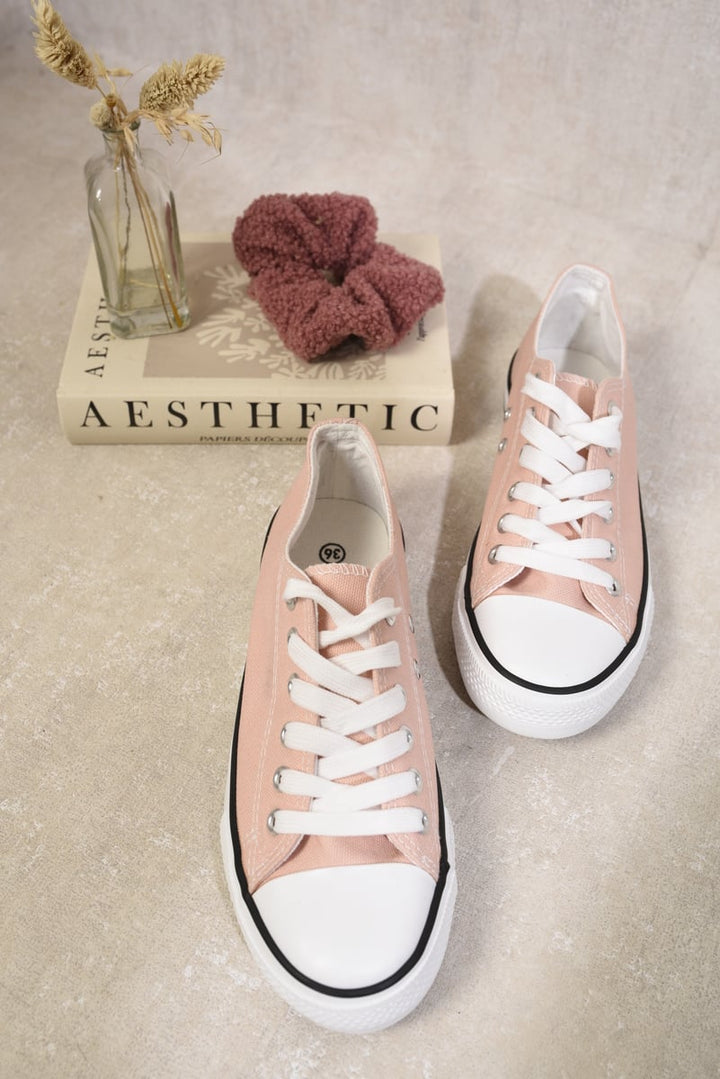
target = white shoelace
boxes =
[268,578,426,838]
[490,372,622,593]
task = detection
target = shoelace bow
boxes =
[268,578,426,838]
[490,372,622,593]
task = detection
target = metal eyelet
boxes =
[287,626,298,643]
[607,471,615,488]
[287,672,298,695]
[497,514,510,533]
[503,406,512,421]
[508,483,519,502]
[529,406,536,418]
[497,438,507,453]
[285,597,296,610]
[413,658,421,679]
[280,724,288,745]
[604,505,614,524]
[410,768,423,792]
[272,767,286,790]
[605,401,619,453]
[607,578,621,597]
[267,811,278,833]
[386,614,396,626]
[408,614,415,634]
[401,726,414,747]
[488,545,500,564]
[606,543,617,562]
[420,812,429,833]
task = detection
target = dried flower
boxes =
[145,106,223,152]
[139,60,187,112]
[180,54,226,102]
[31,1,224,149]
[139,54,225,112]
[31,0,98,89]
[89,99,114,130]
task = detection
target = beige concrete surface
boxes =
[2,3,718,1076]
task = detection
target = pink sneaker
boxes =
[453,265,654,738]
[222,420,456,1032]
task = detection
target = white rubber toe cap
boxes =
[253,863,437,990]
[474,594,626,688]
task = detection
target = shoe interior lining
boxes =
[537,267,623,382]
[290,425,390,570]
[292,498,390,570]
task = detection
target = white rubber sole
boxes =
[452,564,654,739]
[220,761,457,1034]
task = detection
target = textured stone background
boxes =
[2,2,718,1076]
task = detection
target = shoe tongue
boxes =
[305,562,370,612]
[555,371,597,416]
[304,563,372,716]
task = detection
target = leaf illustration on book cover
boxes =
[218,338,276,364]
[194,308,246,349]
[343,355,385,380]
[253,350,311,377]
[203,263,249,302]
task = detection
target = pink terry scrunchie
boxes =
[232,193,444,361]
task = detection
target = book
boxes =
[57,233,455,445]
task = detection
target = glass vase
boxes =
[84,125,190,338]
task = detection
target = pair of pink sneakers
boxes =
[221,265,653,1032]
